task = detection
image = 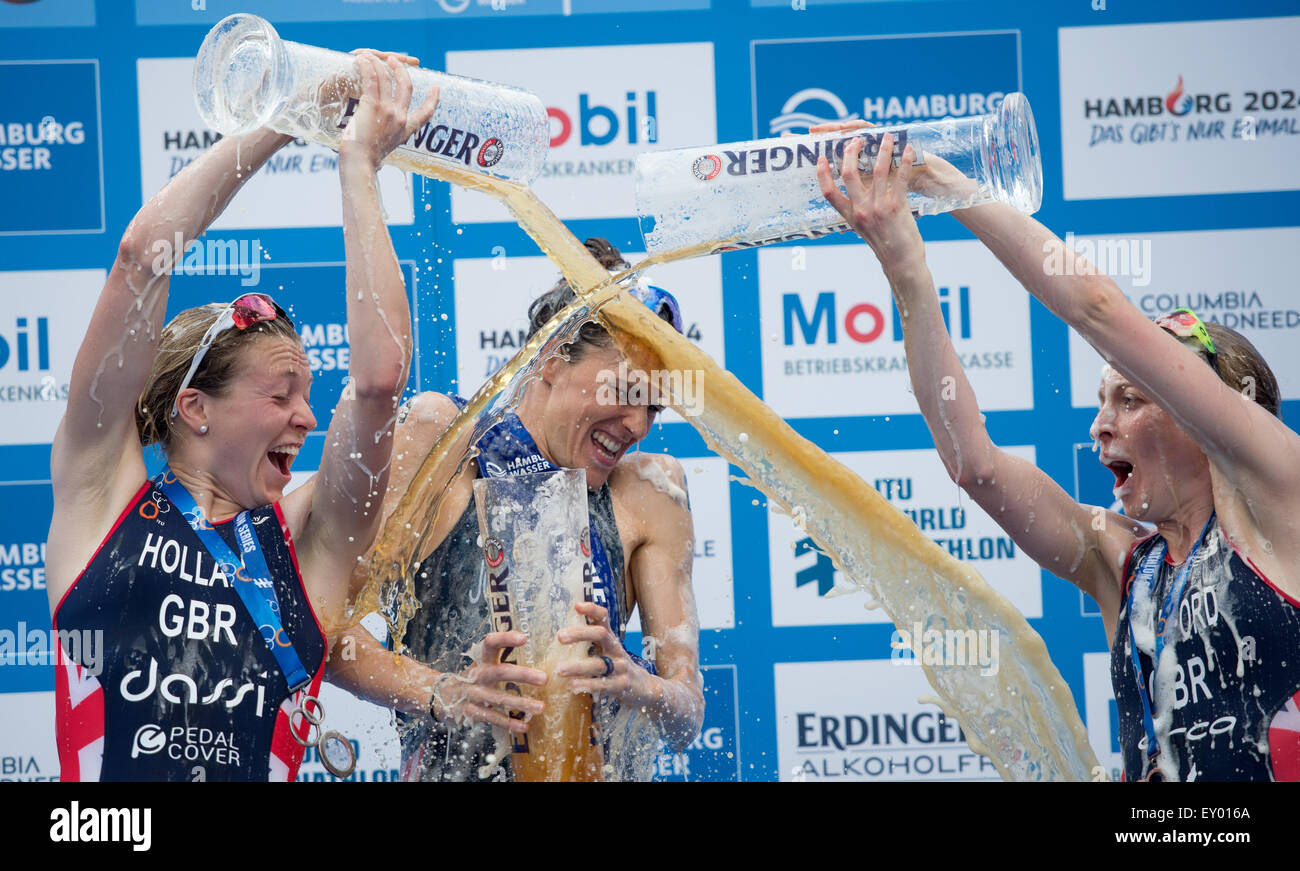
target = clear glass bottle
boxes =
[193,13,549,185]
[635,92,1042,255]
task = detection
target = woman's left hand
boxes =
[553,602,647,704]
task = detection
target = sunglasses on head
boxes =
[170,293,290,419]
[625,278,684,334]
[1155,308,1217,373]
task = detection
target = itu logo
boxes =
[1165,75,1193,116]
[0,317,50,371]
[782,287,971,346]
[547,91,659,148]
[769,88,859,136]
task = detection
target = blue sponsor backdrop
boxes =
[0,61,103,234]
[0,0,1297,781]
[753,30,1021,135]
[0,0,94,28]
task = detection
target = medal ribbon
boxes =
[154,466,312,692]
[1124,512,1216,776]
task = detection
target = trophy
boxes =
[473,469,604,782]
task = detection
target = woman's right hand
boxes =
[809,119,977,203]
[816,131,925,274]
[429,631,547,734]
[338,50,439,172]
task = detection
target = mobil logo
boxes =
[548,91,659,148]
[0,317,50,372]
[782,286,971,346]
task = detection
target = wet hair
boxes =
[525,238,675,361]
[1169,318,1280,417]
[135,302,301,449]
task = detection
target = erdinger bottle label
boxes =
[689,129,922,182]
[483,536,530,754]
[337,99,505,169]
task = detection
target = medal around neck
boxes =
[290,694,357,779]
[318,730,358,779]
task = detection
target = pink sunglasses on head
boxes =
[170,293,287,419]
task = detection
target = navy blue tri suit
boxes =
[52,478,326,782]
[1111,518,1300,781]
[398,399,646,781]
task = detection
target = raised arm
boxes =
[950,202,1300,561]
[53,128,292,495]
[818,135,1142,626]
[292,53,437,624]
[557,454,704,752]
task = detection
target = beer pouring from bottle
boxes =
[635,92,1042,255]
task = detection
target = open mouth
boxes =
[1105,458,1134,492]
[267,443,300,480]
[590,430,626,467]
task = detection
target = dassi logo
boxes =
[547,91,659,148]
[769,88,859,136]
[0,317,50,372]
[783,287,971,346]
[1084,75,1230,118]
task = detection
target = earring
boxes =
[199,425,208,434]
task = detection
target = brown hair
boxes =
[525,238,678,364]
[1171,318,1280,417]
[135,302,301,449]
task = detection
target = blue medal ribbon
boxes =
[473,410,655,674]
[1125,512,1216,776]
[154,466,312,692]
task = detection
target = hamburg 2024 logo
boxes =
[752,31,1020,137]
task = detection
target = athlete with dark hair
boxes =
[329,238,704,781]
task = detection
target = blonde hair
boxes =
[135,302,300,449]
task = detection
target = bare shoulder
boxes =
[401,391,463,434]
[610,452,689,510]
[46,420,150,610]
